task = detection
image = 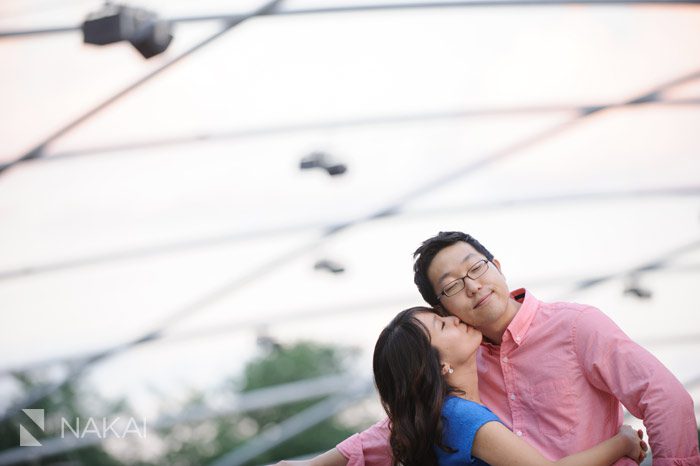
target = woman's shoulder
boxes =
[442,396,501,426]
[438,397,499,466]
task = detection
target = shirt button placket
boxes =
[503,341,520,438]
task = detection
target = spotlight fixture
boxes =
[624,286,652,299]
[300,152,347,176]
[82,3,173,59]
[314,259,345,274]
[623,275,652,299]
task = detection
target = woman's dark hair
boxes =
[413,231,495,306]
[373,307,460,466]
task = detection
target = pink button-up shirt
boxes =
[337,289,699,466]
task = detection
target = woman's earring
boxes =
[448,368,454,374]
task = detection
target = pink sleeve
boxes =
[573,308,700,466]
[336,418,392,466]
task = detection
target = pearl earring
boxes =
[448,368,454,374]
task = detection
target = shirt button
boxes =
[516,430,523,437]
[502,356,509,363]
[509,393,516,400]
[515,335,521,343]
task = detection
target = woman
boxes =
[373,306,647,466]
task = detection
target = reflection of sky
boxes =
[1,0,699,432]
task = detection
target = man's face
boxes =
[426,241,511,331]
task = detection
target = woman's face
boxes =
[415,311,482,369]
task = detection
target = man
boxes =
[277,231,699,466]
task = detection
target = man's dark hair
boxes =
[413,231,495,306]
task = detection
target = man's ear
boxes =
[492,258,503,273]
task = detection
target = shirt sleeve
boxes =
[572,307,700,466]
[335,418,392,466]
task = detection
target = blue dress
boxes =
[434,396,502,466]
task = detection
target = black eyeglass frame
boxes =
[437,259,490,300]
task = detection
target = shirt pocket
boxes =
[529,378,577,438]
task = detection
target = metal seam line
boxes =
[2,272,700,378]
[19,97,700,163]
[3,0,700,38]
[1,187,699,282]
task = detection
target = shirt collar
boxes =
[504,288,539,346]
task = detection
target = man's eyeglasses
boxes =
[437,259,490,300]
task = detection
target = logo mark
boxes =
[19,409,44,446]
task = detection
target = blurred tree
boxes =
[0,341,370,466]
[156,340,368,466]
